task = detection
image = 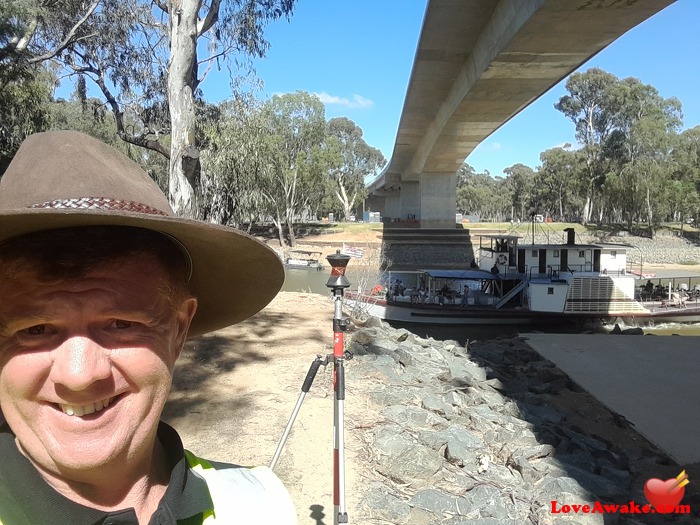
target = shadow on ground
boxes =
[164,306,327,422]
[467,337,700,524]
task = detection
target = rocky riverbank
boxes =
[345,318,699,524]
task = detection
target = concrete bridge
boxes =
[367,0,676,229]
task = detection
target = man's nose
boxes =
[49,336,111,390]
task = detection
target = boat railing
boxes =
[528,263,631,279]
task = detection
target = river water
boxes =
[280,267,700,340]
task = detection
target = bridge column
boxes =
[420,172,456,228]
[384,192,401,221]
[400,181,421,221]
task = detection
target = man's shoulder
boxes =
[185,451,297,524]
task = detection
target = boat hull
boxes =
[345,294,700,327]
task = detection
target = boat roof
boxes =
[420,269,500,280]
[520,243,628,250]
[474,234,522,240]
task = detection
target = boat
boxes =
[283,250,324,270]
[345,228,700,326]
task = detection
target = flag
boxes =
[342,243,364,258]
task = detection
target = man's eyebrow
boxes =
[0,315,52,335]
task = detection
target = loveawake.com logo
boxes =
[551,470,691,515]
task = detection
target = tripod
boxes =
[270,250,352,525]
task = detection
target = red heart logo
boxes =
[644,478,685,513]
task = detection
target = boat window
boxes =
[578,250,585,258]
[553,250,560,258]
[547,287,554,295]
[531,250,538,257]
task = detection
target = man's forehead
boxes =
[0,259,172,307]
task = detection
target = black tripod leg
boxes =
[270,355,326,471]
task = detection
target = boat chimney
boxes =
[564,227,576,245]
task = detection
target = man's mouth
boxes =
[59,397,114,417]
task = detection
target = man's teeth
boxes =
[60,397,112,416]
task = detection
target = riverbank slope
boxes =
[166,292,699,524]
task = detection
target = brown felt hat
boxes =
[0,130,284,337]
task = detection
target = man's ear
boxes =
[173,298,198,360]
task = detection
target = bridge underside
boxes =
[368,0,675,228]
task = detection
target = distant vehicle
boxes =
[533,214,544,223]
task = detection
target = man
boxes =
[0,131,297,524]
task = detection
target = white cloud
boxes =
[314,92,374,109]
[489,142,503,151]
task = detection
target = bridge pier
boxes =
[364,173,458,228]
[418,172,457,229]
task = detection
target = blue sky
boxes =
[207,1,699,178]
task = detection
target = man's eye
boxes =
[24,325,47,336]
[112,320,134,329]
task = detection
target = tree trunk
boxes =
[286,212,296,247]
[167,0,200,218]
[272,211,285,247]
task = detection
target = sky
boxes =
[204,0,700,179]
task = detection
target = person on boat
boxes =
[460,285,470,306]
[644,280,654,294]
[469,259,478,269]
[438,284,451,305]
[0,131,297,524]
[491,263,500,275]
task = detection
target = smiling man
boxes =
[0,131,296,524]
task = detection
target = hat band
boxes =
[29,197,169,216]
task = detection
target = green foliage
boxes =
[456,164,511,221]
[0,66,53,173]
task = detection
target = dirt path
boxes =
[163,292,369,524]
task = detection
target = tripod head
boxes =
[326,250,351,290]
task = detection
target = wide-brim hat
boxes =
[0,130,284,338]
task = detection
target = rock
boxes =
[409,488,469,517]
[362,482,412,524]
[349,325,699,524]
[376,443,444,486]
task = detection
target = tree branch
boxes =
[197,0,223,36]
[27,0,101,64]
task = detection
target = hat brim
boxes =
[0,208,284,338]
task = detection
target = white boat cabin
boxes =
[475,228,629,278]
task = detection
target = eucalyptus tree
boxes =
[5,0,296,217]
[502,163,536,221]
[198,95,270,229]
[606,79,681,231]
[322,117,385,221]
[456,164,510,221]
[671,127,700,225]
[260,91,326,247]
[671,126,700,195]
[537,147,585,221]
[555,68,619,223]
[0,66,53,173]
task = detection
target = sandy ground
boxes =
[163,292,369,525]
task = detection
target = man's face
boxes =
[0,255,197,482]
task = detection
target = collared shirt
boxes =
[0,422,213,525]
